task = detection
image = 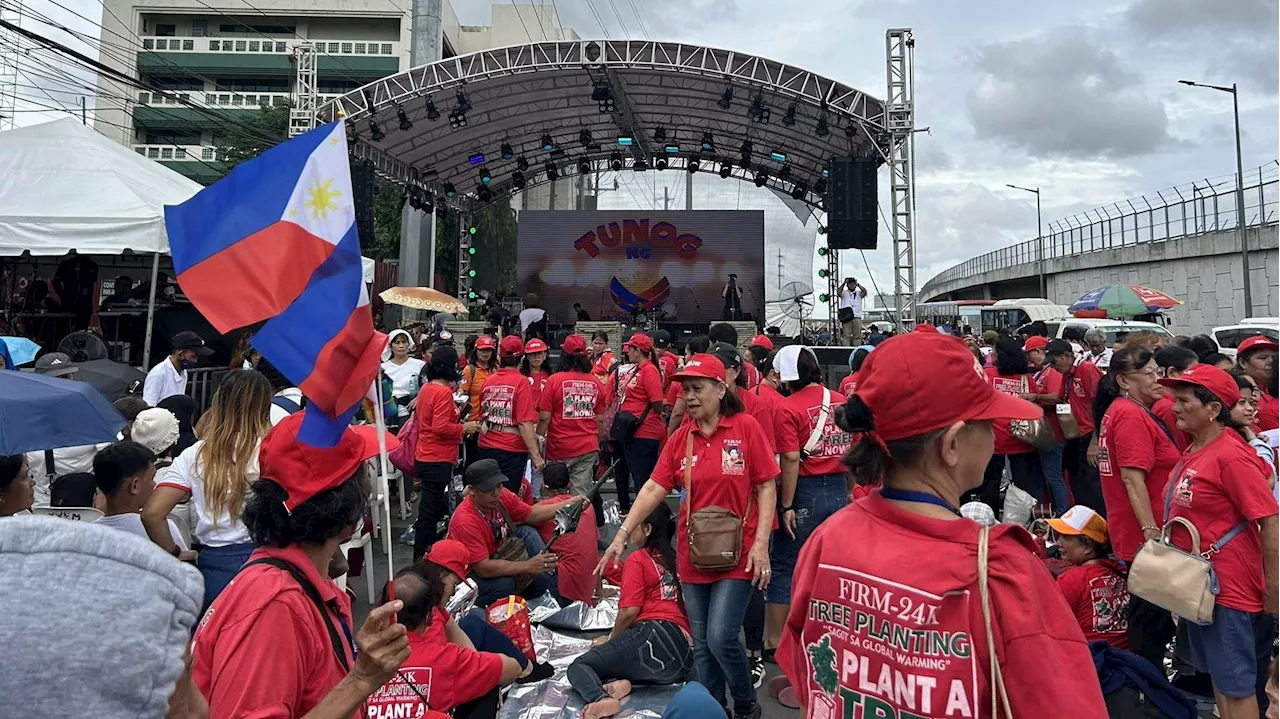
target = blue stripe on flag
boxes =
[297,403,361,449]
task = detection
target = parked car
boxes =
[1213,318,1280,360]
[1044,318,1174,347]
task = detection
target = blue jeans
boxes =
[471,524,554,607]
[459,612,529,669]
[768,473,849,604]
[1037,441,1071,515]
[681,579,756,711]
[199,543,255,611]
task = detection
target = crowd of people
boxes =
[0,314,1277,719]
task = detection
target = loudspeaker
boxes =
[825,157,878,250]
[350,161,375,246]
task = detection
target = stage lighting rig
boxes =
[700,132,714,152]
[747,93,769,124]
[609,152,623,171]
[500,142,514,160]
[655,156,669,171]
[516,156,529,171]
[818,226,828,236]
[815,114,829,137]
[448,110,467,129]
[845,122,857,138]
[578,157,592,174]
[592,80,615,112]
[653,126,667,143]
[818,246,828,256]
[818,268,829,278]
[368,118,385,142]
[407,189,423,211]
[819,293,830,302]
[455,88,472,114]
[545,161,559,180]
[814,177,828,194]
[754,169,768,187]
[578,128,592,147]
[777,165,792,182]
[719,162,732,179]
[687,155,701,173]
[791,181,807,200]
[468,224,478,235]
[739,140,753,163]
[717,87,733,110]
[511,170,526,189]
[633,157,649,172]
[396,105,412,131]
[478,166,492,184]
[425,96,440,120]
[541,134,555,152]
[443,182,457,198]
[781,103,797,127]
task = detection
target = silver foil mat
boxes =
[525,593,619,631]
[500,625,684,719]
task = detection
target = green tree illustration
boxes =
[807,634,839,696]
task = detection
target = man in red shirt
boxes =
[653,329,680,388]
[538,334,606,497]
[192,412,411,719]
[533,462,599,605]
[478,335,545,492]
[1046,340,1106,513]
[1237,335,1278,432]
[1024,335,1070,514]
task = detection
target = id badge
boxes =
[1055,403,1072,416]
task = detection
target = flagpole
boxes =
[372,377,396,581]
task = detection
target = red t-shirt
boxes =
[1097,398,1181,561]
[1165,431,1278,612]
[742,385,782,454]
[743,362,761,390]
[535,493,598,604]
[364,607,504,715]
[1034,366,1066,442]
[518,477,534,505]
[1151,394,1190,451]
[1256,390,1279,432]
[985,368,1043,456]
[192,545,355,719]
[659,351,679,389]
[526,369,550,409]
[838,372,858,398]
[777,491,1106,719]
[619,362,667,441]
[591,351,616,383]
[416,382,463,463]
[478,368,537,453]
[777,384,853,476]
[1056,560,1130,649]
[650,412,779,584]
[537,371,606,460]
[447,489,533,565]
[620,547,691,634]
[1064,361,1102,436]
[665,379,682,407]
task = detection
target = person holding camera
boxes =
[721,274,743,321]
[838,277,867,344]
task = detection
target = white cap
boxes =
[774,344,816,383]
[131,408,180,456]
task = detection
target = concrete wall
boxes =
[925,225,1279,335]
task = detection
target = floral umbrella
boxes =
[378,286,467,315]
[1068,285,1181,318]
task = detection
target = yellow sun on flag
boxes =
[305,178,341,220]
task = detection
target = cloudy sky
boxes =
[9,0,1278,309]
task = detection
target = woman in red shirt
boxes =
[1236,335,1278,432]
[1047,505,1130,649]
[777,332,1107,719]
[666,335,711,429]
[612,333,666,515]
[1159,364,1279,718]
[536,334,606,496]
[1045,339,1106,513]
[971,338,1044,513]
[569,504,692,719]
[599,354,777,719]
[1094,346,1181,672]
[590,331,616,384]
[838,346,872,398]
[477,336,545,492]
[412,345,479,559]
[520,337,550,406]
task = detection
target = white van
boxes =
[1043,318,1174,346]
[1212,318,1279,360]
[980,299,1072,333]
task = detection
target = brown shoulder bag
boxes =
[685,432,751,572]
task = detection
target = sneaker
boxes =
[733,701,762,719]
[398,527,415,547]
[750,655,765,689]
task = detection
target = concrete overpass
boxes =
[920,167,1280,334]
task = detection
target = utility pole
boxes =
[1007,184,1045,298]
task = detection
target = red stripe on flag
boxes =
[299,304,386,414]
[177,221,336,332]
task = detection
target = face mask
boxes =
[179,359,198,370]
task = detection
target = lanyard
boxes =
[337,615,355,658]
[879,487,962,517]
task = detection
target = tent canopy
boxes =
[0,118,203,257]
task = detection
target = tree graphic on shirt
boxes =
[807,633,838,696]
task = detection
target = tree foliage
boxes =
[807,634,838,696]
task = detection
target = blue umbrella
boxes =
[0,336,40,366]
[0,371,126,454]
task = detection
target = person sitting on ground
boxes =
[569,503,692,719]
[0,454,33,517]
[533,462,598,605]
[92,440,189,555]
[1048,505,1130,650]
[446,458,583,607]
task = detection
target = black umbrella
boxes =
[72,359,147,402]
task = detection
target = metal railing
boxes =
[135,90,345,108]
[139,35,398,57]
[185,367,231,413]
[134,144,216,162]
[922,162,1280,294]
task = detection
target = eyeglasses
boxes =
[1123,368,1159,380]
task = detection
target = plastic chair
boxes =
[336,517,375,603]
[31,506,103,522]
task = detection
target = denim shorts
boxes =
[1181,604,1268,698]
[767,473,849,604]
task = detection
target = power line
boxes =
[603,0,631,38]
[508,1,534,43]
[582,0,610,38]
[622,0,651,38]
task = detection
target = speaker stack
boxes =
[350,160,375,246]
[825,157,878,250]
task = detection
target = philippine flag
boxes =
[165,121,385,446]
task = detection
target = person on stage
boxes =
[720,274,743,321]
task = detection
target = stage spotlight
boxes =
[633,157,649,172]
[511,170,526,189]
[541,134,555,152]
[739,140,753,162]
[407,190,422,211]
[396,105,412,131]
[500,142,514,160]
[468,224,478,235]
[655,156,669,171]
[844,122,857,138]
[791,181,807,200]
[818,268,829,278]
[545,161,559,180]
[717,87,733,110]
[468,268,478,278]
[578,157,592,174]
[593,80,615,113]
[467,246,477,255]
[815,115,829,137]
[719,162,732,179]
[578,128,592,147]
[448,110,467,129]
[687,155,701,173]
[700,132,714,152]
[782,103,797,127]
[754,169,768,187]
[814,177,828,194]
[425,96,440,120]
[368,118,385,142]
[455,88,472,114]
[443,182,457,198]
[516,155,529,171]
[467,290,478,300]
[817,246,828,256]
[819,293,830,302]
[653,126,667,143]
[609,152,623,172]
[748,93,769,124]
[777,165,792,182]
[421,194,434,213]
[818,225,827,235]
[468,152,486,165]
[478,166,491,184]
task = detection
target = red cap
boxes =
[561,334,588,355]
[1157,362,1241,409]
[622,332,653,353]
[1023,336,1049,352]
[524,338,548,353]
[913,323,939,334]
[499,335,525,357]
[474,335,496,350]
[854,333,1042,444]
[751,334,774,350]
[1237,335,1278,357]
[260,412,400,512]
[423,539,470,578]
[669,353,726,383]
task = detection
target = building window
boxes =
[154,23,176,36]
[192,19,206,36]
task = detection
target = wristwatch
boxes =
[781,505,795,513]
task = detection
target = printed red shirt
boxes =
[777,491,1106,719]
[447,489,533,565]
[985,368,1043,456]
[535,493,598,604]
[659,351,679,389]
[1256,390,1279,432]
[478,368,537,453]
[1164,430,1278,612]
[1034,366,1066,442]
[650,412,779,584]
[591,351,616,384]
[777,384,852,476]
[665,378,682,407]
[742,384,782,454]
[526,369,550,409]
[1064,361,1102,436]
[415,382,463,463]
[1097,398,1181,561]
[192,545,355,719]
[364,607,504,715]
[620,361,667,441]
[1151,394,1190,451]
[838,372,858,399]
[537,370,606,460]
[1056,560,1130,649]
[743,362,762,390]
[620,547,691,634]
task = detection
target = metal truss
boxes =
[290,42,318,138]
[457,211,474,302]
[885,28,916,327]
[826,249,840,336]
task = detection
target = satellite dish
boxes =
[778,281,814,320]
[58,331,110,362]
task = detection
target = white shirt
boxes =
[27,444,109,506]
[95,512,189,551]
[519,307,547,332]
[382,357,425,418]
[1083,347,1113,370]
[155,440,256,547]
[839,288,864,317]
[143,357,187,406]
